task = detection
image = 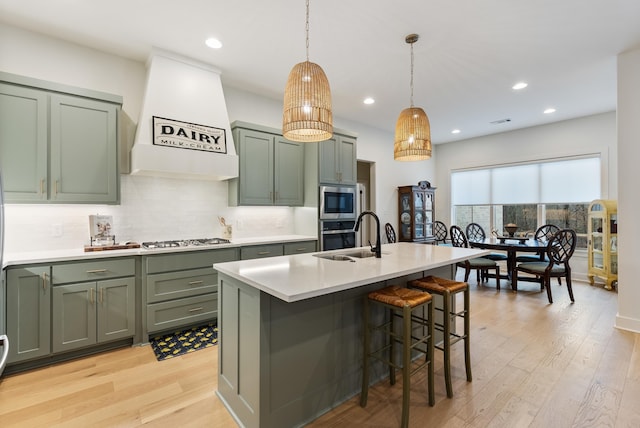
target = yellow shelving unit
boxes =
[587,199,617,290]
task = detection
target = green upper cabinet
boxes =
[274,136,304,205]
[0,83,48,201]
[49,94,118,203]
[229,122,304,206]
[0,73,121,204]
[319,134,357,185]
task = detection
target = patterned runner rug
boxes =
[150,323,218,361]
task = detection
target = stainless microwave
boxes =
[319,185,357,219]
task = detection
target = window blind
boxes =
[452,156,600,205]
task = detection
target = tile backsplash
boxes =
[3,175,312,253]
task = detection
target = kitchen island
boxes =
[213,242,489,428]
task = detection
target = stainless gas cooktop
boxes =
[141,238,230,249]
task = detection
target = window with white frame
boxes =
[451,156,600,248]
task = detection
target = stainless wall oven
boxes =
[320,220,356,251]
[319,185,356,220]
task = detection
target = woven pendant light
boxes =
[394,34,431,161]
[282,0,333,142]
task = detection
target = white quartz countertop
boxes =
[213,242,490,303]
[1,235,317,269]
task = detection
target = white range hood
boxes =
[131,49,238,181]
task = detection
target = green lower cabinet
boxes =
[52,277,135,354]
[143,248,239,336]
[240,243,285,260]
[6,266,52,363]
[283,240,317,255]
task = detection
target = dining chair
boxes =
[433,220,449,245]
[465,223,508,262]
[385,223,396,243]
[515,224,562,285]
[512,229,577,303]
[450,225,500,289]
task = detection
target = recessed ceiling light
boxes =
[451,129,461,134]
[205,38,222,49]
[512,82,528,90]
[363,97,375,105]
[543,108,556,114]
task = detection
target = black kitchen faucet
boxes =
[354,211,382,258]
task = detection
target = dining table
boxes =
[468,236,549,289]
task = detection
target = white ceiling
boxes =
[1,0,639,144]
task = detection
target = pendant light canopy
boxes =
[283,0,333,142]
[394,34,431,161]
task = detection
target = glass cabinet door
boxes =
[590,216,604,269]
[413,192,424,238]
[400,193,412,240]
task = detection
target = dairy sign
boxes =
[152,116,227,154]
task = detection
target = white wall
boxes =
[0,23,436,252]
[433,111,618,282]
[0,24,298,251]
[434,112,617,223]
[0,23,145,124]
[616,46,640,333]
[223,85,437,228]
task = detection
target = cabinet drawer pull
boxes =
[295,248,307,252]
[188,280,204,285]
[257,251,270,255]
[188,307,204,312]
[86,269,108,274]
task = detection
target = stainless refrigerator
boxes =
[0,171,8,376]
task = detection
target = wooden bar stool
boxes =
[360,285,434,428]
[407,276,471,398]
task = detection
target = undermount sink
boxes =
[314,254,357,262]
[313,249,383,261]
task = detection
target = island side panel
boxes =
[218,274,261,427]
[218,265,455,428]
[262,280,387,428]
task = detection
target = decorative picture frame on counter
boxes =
[89,214,115,246]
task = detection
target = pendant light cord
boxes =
[410,40,415,108]
[305,0,310,61]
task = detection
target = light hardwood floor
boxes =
[1,277,638,427]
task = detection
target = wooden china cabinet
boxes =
[398,180,436,243]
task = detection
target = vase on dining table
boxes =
[505,223,518,237]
